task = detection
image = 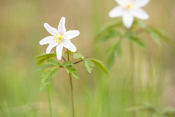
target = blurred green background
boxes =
[0,0,175,117]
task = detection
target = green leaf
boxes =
[89,58,110,78]
[62,50,74,56]
[114,40,122,57]
[62,61,75,67]
[47,59,60,66]
[125,36,146,50]
[73,53,84,59]
[35,52,56,58]
[137,20,147,28]
[35,52,56,65]
[95,30,121,44]
[147,29,162,46]
[148,27,175,47]
[84,59,95,73]
[71,72,80,79]
[96,21,123,38]
[107,53,115,70]
[65,66,77,73]
[41,67,58,78]
[52,69,57,79]
[34,64,55,72]
[40,67,58,91]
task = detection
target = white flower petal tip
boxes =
[123,13,134,28]
[131,8,149,20]
[109,6,124,18]
[134,0,150,8]
[39,36,54,45]
[58,17,66,35]
[64,30,80,40]
[46,42,57,54]
[56,44,63,60]
[63,40,77,52]
[44,23,58,35]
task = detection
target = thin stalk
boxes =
[47,86,52,117]
[67,49,75,117]
[130,42,137,117]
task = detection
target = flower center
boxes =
[54,33,64,43]
[125,4,131,9]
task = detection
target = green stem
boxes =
[130,42,137,117]
[67,49,75,117]
[47,86,52,117]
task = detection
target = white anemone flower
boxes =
[39,17,80,60]
[109,0,149,28]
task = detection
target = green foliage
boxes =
[95,30,121,44]
[89,58,110,77]
[147,27,175,47]
[147,28,162,46]
[34,64,55,72]
[71,72,80,79]
[65,66,77,73]
[47,59,60,66]
[96,21,122,38]
[3,100,11,117]
[107,53,115,70]
[106,40,122,69]
[65,66,80,79]
[35,52,56,65]
[73,53,84,59]
[40,67,58,91]
[62,61,75,67]
[84,58,95,73]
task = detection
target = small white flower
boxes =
[39,17,80,60]
[109,0,149,28]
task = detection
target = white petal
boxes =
[39,36,54,45]
[44,23,58,35]
[56,43,63,60]
[115,0,128,7]
[131,8,149,20]
[109,6,124,18]
[58,17,66,35]
[46,42,57,54]
[64,30,80,40]
[63,40,77,52]
[122,12,134,28]
[134,0,150,8]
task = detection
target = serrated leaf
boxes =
[40,67,58,91]
[41,67,58,78]
[65,66,77,73]
[62,61,75,67]
[95,30,121,44]
[35,52,56,65]
[34,64,55,72]
[52,69,57,79]
[125,36,146,50]
[71,72,80,79]
[40,77,51,91]
[96,21,123,38]
[107,53,115,70]
[89,58,110,78]
[147,29,162,46]
[84,59,95,73]
[47,59,60,66]
[73,53,84,59]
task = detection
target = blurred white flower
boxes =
[109,0,149,28]
[40,17,80,60]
